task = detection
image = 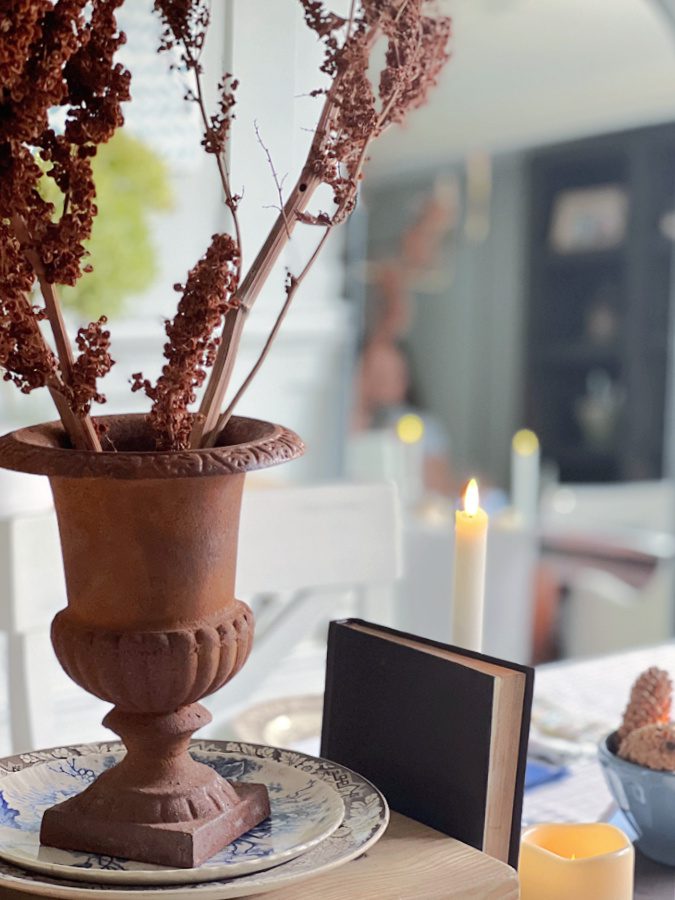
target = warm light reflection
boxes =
[512,428,539,456]
[396,413,425,445]
[463,478,479,516]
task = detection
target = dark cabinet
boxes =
[526,124,675,482]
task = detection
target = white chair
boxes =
[204,481,402,734]
[0,481,401,752]
[0,508,108,753]
[541,480,675,658]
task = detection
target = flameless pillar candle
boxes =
[511,429,540,527]
[451,478,488,651]
[395,413,425,507]
[520,824,634,900]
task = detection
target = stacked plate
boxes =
[0,739,389,898]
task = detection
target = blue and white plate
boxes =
[0,741,388,898]
[0,746,344,885]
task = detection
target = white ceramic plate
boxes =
[0,740,389,898]
[231,693,323,750]
[0,746,344,885]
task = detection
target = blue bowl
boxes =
[598,732,675,866]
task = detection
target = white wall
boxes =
[369,0,675,179]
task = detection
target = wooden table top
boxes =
[2,813,519,900]
[256,813,519,900]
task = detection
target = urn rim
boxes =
[0,413,304,480]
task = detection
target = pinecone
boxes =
[618,722,675,772]
[617,667,672,741]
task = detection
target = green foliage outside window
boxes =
[45,132,173,320]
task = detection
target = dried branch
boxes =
[189,69,346,449]
[254,120,291,239]
[215,228,333,438]
[189,165,323,448]
[346,0,358,36]
[190,58,244,274]
[12,217,102,451]
[131,233,240,450]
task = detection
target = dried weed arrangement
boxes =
[0,0,451,450]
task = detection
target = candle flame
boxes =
[396,413,425,445]
[571,853,576,860]
[463,478,480,516]
[512,428,539,456]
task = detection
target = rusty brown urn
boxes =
[0,414,304,868]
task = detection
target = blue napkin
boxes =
[525,759,570,791]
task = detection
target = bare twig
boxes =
[254,120,291,238]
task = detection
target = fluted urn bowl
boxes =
[0,414,304,868]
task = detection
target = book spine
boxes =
[509,668,535,869]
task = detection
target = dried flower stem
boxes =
[186,43,243,275]
[216,227,333,433]
[190,167,322,447]
[48,387,99,450]
[12,217,101,451]
[190,73,344,448]
[7,286,95,451]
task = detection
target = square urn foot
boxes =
[40,782,271,869]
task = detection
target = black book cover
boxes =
[320,618,534,869]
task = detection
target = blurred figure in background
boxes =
[351,181,458,497]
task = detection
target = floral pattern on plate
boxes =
[0,746,345,885]
[0,740,388,898]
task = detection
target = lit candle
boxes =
[451,478,488,651]
[520,824,634,900]
[511,429,540,527]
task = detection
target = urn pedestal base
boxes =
[40,781,271,869]
[39,701,271,868]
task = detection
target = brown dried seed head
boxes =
[618,722,675,772]
[618,667,672,741]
